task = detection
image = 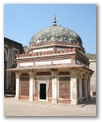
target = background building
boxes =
[4,37,23,94]
[86,54,96,96]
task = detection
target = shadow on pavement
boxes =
[79,96,96,107]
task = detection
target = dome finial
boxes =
[52,14,57,26]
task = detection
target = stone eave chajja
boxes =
[6,64,93,74]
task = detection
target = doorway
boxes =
[40,84,46,100]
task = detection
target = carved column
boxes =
[29,72,34,101]
[70,70,78,105]
[85,78,88,98]
[15,72,21,100]
[78,72,84,102]
[87,77,91,98]
[51,71,58,103]
[85,73,91,100]
[79,77,82,101]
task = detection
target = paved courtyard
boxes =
[4,96,96,116]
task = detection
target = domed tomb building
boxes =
[8,16,93,104]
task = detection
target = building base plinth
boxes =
[15,96,19,100]
[52,99,57,103]
[29,97,33,101]
[34,96,38,101]
[71,99,78,105]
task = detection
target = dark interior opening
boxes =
[40,84,46,99]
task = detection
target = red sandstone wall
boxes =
[20,73,29,100]
[59,77,70,104]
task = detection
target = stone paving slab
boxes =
[4,97,96,116]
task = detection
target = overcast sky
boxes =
[4,4,96,54]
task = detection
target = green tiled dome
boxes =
[30,26,82,45]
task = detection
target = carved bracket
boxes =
[69,69,79,77]
[15,72,21,76]
[50,69,59,79]
[28,72,36,77]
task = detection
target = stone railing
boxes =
[16,48,77,58]
[30,41,81,48]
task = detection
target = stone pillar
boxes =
[51,71,57,103]
[88,73,92,97]
[85,73,91,99]
[70,71,78,105]
[15,72,21,100]
[87,78,91,98]
[85,79,88,98]
[29,72,34,101]
[79,78,82,101]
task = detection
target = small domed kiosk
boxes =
[8,15,93,104]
